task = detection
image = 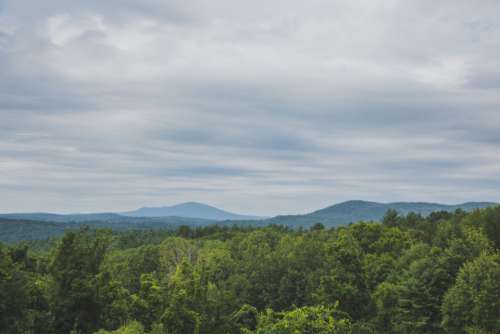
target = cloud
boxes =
[0,0,500,215]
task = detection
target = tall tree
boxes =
[441,254,500,334]
[49,228,111,334]
[0,243,31,333]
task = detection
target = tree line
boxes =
[1,206,500,333]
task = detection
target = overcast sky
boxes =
[1,0,500,215]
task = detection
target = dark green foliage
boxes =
[382,209,399,227]
[441,254,500,334]
[0,242,52,334]
[316,230,369,319]
[2,206,499,333]
[49,228,114,334]
[310,222,326,231]
[482,206,500,249]
[392,246,455,333]
[0,243,30,333]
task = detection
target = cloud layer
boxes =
[1,0,500,215]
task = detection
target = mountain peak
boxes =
[122,202,264,221]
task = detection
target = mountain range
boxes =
[1,200,497,242]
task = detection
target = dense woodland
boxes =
[1,206,500,334]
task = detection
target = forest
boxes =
[1,206,500,334]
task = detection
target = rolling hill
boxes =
[262,200,497,227]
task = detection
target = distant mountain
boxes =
[0,212,125,223]
[121,202,265,221]
[2,200,497,242]
[263,200,497,227]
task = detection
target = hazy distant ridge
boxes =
[0,202,264,223]
[121,202,265,221]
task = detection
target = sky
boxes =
[1,0,500,216]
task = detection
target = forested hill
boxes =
[311,200,496,218]
[1,206,500,333]
[261,200,496,227]
[0,216,219,243]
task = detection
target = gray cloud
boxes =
[1,0,500,215]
